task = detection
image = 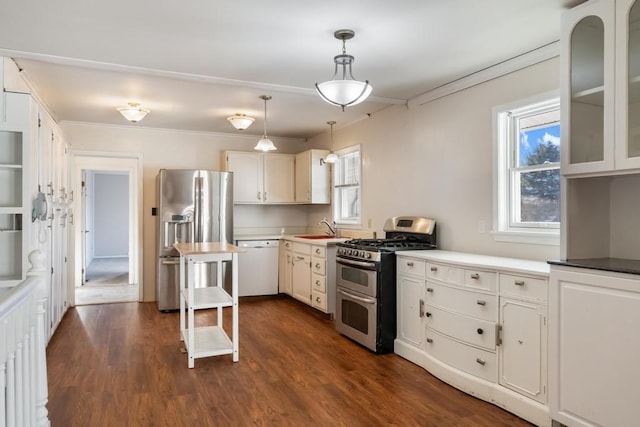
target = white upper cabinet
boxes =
[562,0,640,175]
[295,149,330,204]
[223,151,295,204]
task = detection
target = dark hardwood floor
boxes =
[47,296,533,426]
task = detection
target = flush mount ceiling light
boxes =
[321,121,338,165]
[117,102,150,122]
[254,95,277,152]
[227,113,255,130]
[315,29,373,111]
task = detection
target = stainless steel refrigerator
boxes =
[156,169,233,311]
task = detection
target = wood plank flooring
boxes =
[47,296,533,426]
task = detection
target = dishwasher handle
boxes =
[235,239,280,249]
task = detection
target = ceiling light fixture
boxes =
[254,95,277,151]
[227,113,255,130]
[315,29,372,111]
[321,121,338,165]
[117,102,150,122]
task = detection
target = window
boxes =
[494,93,560,245]
[333,145,361,226]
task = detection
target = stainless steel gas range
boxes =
[335,216,437,353]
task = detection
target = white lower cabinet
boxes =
[549,264,640,427]
[396,251,550,427]
[279,237,341,315]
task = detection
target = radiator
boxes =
[0,254,50,427]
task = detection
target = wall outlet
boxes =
[367,218,372,228]
[478,220,486,234]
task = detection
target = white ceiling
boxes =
[0,0,583,140]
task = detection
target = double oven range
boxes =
[335,216,437,353]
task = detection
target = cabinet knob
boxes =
[315,248,321,254]
[430,266,437,272]
[407,262,414,267]
[315,263,321,269]
[426,338,433,344]
[316,280,320,285]
[425,312,432,318]
[426,287,433,293]
[470,273,480,280]
[477,328,483,335]
[476,300,486,306]
[514,280,525,286]
[316,297,321,303]
[476,358,486,366]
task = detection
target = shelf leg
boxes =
[179,253,185,341]
[232,253,239,362]
[217,261,223,327]
[187,257,195,369]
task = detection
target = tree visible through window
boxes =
[494,94,560,244]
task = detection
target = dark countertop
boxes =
[548,258,640,276]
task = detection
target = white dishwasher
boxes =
[235,239,280,296]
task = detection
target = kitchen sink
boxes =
[294,235,338,239]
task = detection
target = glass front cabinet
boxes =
[562,0,640,175]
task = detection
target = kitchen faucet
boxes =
[319,217,337,236]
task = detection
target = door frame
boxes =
[70,150,143,305]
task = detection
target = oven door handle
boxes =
[336,257,377,271]
[338,289,377,305]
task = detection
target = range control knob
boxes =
[366,252,372,259]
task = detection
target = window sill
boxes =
[492,229,559,246]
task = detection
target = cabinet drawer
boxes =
[312,257,325,275]
[425,282,497,322]
[464,269,496,291]
[424,305,497,351]
[398,258,426,278]
[292,242,311,254]
[312,274,326,293]
[426,262,463,285]
[425,329,497,383]
[499,274,547,302]
[312,290,327,311]
[311,245,326,258]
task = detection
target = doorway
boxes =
[71,152,142,306]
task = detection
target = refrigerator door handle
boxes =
[194,176,203,242]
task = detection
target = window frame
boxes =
[493,91,560,246]
[332,144,362,227]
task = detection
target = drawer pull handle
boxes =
[430,266,437,272]
[426,287,433,293]
[514,280,525,286]
[476,300,486,306]
[407,262,414,267]
[477,328,484,335]
[476,358,486,366]
[426,338,433,344]
[419,299,425,318]
[315,263,321,269]
[296,256,305,260]
[470,273,480,280]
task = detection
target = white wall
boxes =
[62,57,561,301]
[93,172,129,257]
[309,57,561,262]
[60,124,314,300]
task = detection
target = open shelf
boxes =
[181,326,233,358]
[181,286,232,309]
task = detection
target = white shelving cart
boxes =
[174,242,244,368]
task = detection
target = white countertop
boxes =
[281,234,348,245]
[398,249,550,276]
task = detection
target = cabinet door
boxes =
[615,0,640,170]
[550,267,640,427]
[561,0,615,175]
[397,274,425,349]
[278,244,293,295]
[499,298,547,404]
[225,152,263,203]
[264,154,294,203]
[291,253,311,303]
[295,151,310,202]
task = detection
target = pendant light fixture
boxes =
[254,95,277,151]
[117,102,150,122]
[315,29,372,111]
[321,121,338,164]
